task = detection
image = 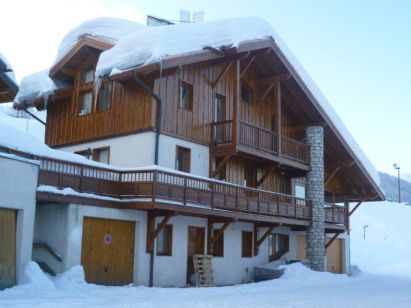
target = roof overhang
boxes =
[0,58,18,103]
[50,35,114,82]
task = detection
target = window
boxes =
[80,91,93,115]
[242,231,253,258]
[212,229,224,257]
[268,233,289,261]
[92,147,110,164]
[213,94,226,122]
[293,180,305,199]
[83,66,94,83]
[244,165,257,188]
[97,84,111,111]
[176,146,191,173]
[75,147,110,164]
[280,174,287,194]
[179,81,193,110]
[241,81,252,104]
[156,224,173,256]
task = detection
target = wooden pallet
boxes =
[193,254,214,287]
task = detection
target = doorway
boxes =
[187,227,205,284]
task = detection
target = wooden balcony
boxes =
[37,157,345,228]
[211,120,310,170]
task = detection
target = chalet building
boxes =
[0,53,18,103]
[13,17,384,287]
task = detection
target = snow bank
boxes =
[55,17,144,63]
[14,70,70,104]
[351,201,411,277]
[54,266,86,290]
[19,261,55,291]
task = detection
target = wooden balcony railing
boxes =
[211,120,232,145]
[37,157,319,222]
[239,121,278,154]
[211,120,310,165]
[324,203,346,225]
[281,135,310,164]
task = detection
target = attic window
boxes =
[179,81,193,110]
[97,84,111,111]
[241,81,252,104]
[80,91,93,115]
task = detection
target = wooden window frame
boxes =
[77,59,96,116]
[213,94,226,123]
[175,146,191,173]
[92,146,110,164]
[212,228,224,257]
[268,233,290,262]
[179,80,193,111]
[96,83,113,112]
[156,224,173,256]
[241,230,253,258]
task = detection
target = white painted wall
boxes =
[58,132,210,177]
[59,132,156,168]
[0,154,38,283]
[158,134,209,177]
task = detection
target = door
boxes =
[187,227,205,284]
[327,238,342,273]
[297,235,306,260]
[81,217,135,285]
[0,209,16,290]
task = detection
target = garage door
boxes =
[81,217,135,286]
[326,238,342,273]
[0,209,16,290]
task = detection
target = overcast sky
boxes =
[1,0,410,176]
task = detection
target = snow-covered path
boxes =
[1,264,411,308]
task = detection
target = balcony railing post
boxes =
[152,170,157,203]
[235,186,239,212]
[183,177,187,206]
[79,165,84,192]
[257,191,260,215]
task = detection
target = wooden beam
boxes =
[324,166,341,186]
[207,219,231,254]
[211,155,231,178]
[212,61,233,88]
[257,166,276,188]
[325,232,341,249]
[240,55,256,78]
[254,224,277,256]
[258,81,275,104]
[326,160,355,170]
[146,212,174,253]
[232,60,241,145]
[349,201,363,216]
[275,79,282,156]
[256,73,291,86]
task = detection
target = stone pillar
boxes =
[305,126,325,271]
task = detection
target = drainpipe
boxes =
[132,73,162,165]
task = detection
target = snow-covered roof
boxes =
[0,52,17,84]
[12,16,382,195]
[96,17,274,78]
[0,52,19,100]
[55,17,144,64]
[14,70,70,104]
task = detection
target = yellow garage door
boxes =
[327,238,343,273]
[0,209,16,290]
[81,217,135,286]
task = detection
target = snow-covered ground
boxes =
[1,200,411,307]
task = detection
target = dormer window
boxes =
[78,65,95,116]
[80,91,93,115]
[97,84,111,111]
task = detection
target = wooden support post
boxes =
[232,60,240,145]
[207,219,231,254]
[211,155,231,178]
[275,79,282,156]
[258,81,275,104]
[254,224,277,256]
[212,61,233,88]
[240,55,256,78]
[257,166,276,188]
[349,201,363,216]
[344,195,350,234]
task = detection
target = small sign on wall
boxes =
[104,234,112,245]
